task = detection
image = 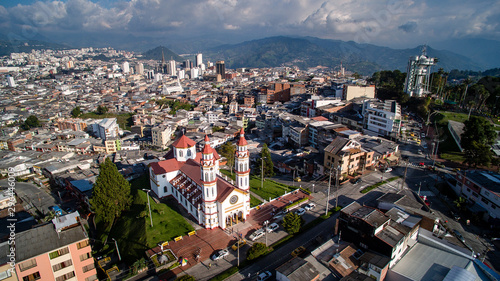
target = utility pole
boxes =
[400,160,409,191]
[263,220,269,247]
[325,169,332,216]
[112,238,121,261]
[335,167,340,209]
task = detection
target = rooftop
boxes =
[462,170,500,194]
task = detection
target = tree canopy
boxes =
[90,158,132,225]
[247,242,268,260]
[97,105,109,115]
[255,143,275,178]
[22,115,40,130]
[282,212,303,235]
[71,106,81,118]
[461,116,497,167]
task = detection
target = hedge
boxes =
[360,176,401,194]
[284,197,309,210]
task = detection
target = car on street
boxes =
[211,249,229,261]
[291,246,306,257]
[249,229,265,241]
[418,162,425,167]
[350,178,362,184]
[273,210,286,220]
[295,208,306,216]
[383,167,392,173]
[257,271,272,281]
[418,150,423,155]
[266,222,279,233]
[231,239,247,250]
[421,133,426,138]
[304,203,316,210]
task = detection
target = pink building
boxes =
[15,212,97,281]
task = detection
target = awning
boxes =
[387,155,399,162]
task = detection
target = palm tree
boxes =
[460,78,472,108]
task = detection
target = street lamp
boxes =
[261,157,267,190]
[335,168,340,209]
[263,220,269,247]
[142,189,153,227]
[325,168,332,216]
[112,238,122,261]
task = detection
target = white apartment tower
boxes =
[122,61,130,73]
[403,47,437,97]
[195,53,203,67]
[167,60,176,76]
[135,63,144,75]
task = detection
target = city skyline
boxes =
[1,0,499,50]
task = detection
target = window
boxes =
[49,247,70,259]
[164,186,168,193]
[327,156,331,160]
[492,205,497,209]
[467,188,471,193]
[77,240,89,249]
[179,150,183,157]
[472,192,479,197]
[55,271,75,281]
[52,259,73,272]
[187,149,191,157]
[85,275,98,281]
[82,263,95,273]
[481,198,489,205]
[19,259,37,272]
[80,252,92,262]
[22,272,40,281]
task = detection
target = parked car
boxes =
[418,162,425,167]
[273,210,286,220]
[257,271,272,281]
[383,167,392,173]
[266,222,279,233]
[49,206,63,216]
[249,229,265,241]
[350,178,362,184]
[295,208,306,216]
[418,150,423,155]
[291,246,306,257]
[231,239,247,251]
[304,203,316,210]
[211,249,229,261]
[421,133,426,138]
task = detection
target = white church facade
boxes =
[149,129,251,229]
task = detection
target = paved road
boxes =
[0,179,58,215]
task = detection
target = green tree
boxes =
[454,196,467,212]
[256,143,274,177]
[22,115,40,130]
[461,116,497,150]
[464,141,493,168]
[175,275,195,281]
[90,158,132,225]
[282,212,303,235]
[97,105,108,115]
[71,106,81,118]
[247,242,269,260]
[218,142,236,174]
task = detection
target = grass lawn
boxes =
[79,112,135,130]
[220,169,292,201]
[250,195,262,207]
[440,152,466,163]
[107,174,194,263]
[434,111,471,126]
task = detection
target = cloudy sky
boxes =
[1,0,499,49]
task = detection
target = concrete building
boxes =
[15,212,97,281]
[149,130,251,229]
[403,49,437,97]
[6,76,16,87]
[229,101,238,115]
[152,125,174,150]
[363,100,401,138]
[275,257,320,281]
[167,60,176,76]
[135,63,144,75]
[452,170,500,226]
[96,118,119,141]
[195,53,203,67]
[216,61,225,80]
[122,61,130,73]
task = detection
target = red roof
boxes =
[202,135,214,154]
[172,135,196,149]
[312,116,328,121]
[236,129,248,146]
[150,158,182,174]
[216,178,236,202]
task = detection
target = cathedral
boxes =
[149,129,251,229]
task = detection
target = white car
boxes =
[421,133,426,138]
[249,228,265,241]
[211,249,229,261]
[257,271,272,281]
[295,208,306,216]
[266,222,279,233]
[383,167,393,173]
[304,203,316,211]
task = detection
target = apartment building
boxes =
[152,125,174,150]
[96,118,119,141]
[363,100,401,138]
[15,212,97,281]
[452,170,500,226]
[343,84,376,101]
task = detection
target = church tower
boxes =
[200,135,218,228]
[235,128,250,192]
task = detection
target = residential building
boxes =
[324,136,373,176]
[275,257,320,281]
[56,119,88,132]
[363,100,401,138]
[122,61,130,73]
[452,170,500,226]
[15,213,97,281]
[195,53,203,67]
[403,50,437,97]
[0,242,18,280]
[96,118,119,141]
[216,61,225,79]
[229,101,238,115]
[301,97,343,118]
[148,130,251,229]
[152,125,174,150]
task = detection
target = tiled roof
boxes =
[325,136,349,155]
[172,135,196,148]
[236,128,248,146]
[150,158,182,174]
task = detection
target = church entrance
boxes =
[226,211,244,227]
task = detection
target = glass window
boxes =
[77,240,89,250]
[19,259,37,272]
[22,272,40,281]
[82,263,95,273]
[55,271,75,281]
[80,252,92,262]
[52,259,73,272]
[49,247,69,259]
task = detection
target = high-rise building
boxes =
[167,60,176,76]
[403,47,437,97]
[190,68,199,79]
[216,61,225,80]
[6,76,16,87]
[147,70,155,80]
[122,61,130,73]
[195,53,203,67]
[135,63,144,75]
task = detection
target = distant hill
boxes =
[141,46,183,62]
[0,39,69,56]
[202,36,485,75]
